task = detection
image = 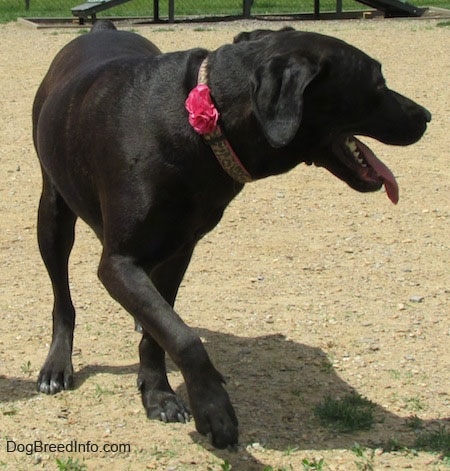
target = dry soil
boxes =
[0,17,449,471]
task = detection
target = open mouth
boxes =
[331,135,399,204]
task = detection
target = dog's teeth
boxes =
[345,139,367,166]
[346,138,358,153]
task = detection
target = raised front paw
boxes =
[189,382,239,449]
[140,383,191,423]
[37,361,74,395]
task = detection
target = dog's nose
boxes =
[422,107,432,123]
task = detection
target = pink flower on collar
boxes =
[185,84,219,135]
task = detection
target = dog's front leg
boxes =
[97,252,239,449]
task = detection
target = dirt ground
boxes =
[0,16,449,471]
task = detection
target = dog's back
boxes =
[91,19,118,31]
[33,22,161,134]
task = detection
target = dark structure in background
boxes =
[71,0,426,25]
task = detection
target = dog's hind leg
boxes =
[36,172,78,394]
[137,246,194,423]
[138,333,191,422]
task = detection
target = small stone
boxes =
[409,295,424,303]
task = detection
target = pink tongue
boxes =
[355,138,399,205]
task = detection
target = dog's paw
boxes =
[141,386,191,423]
[190,383,239,449]
[37,362,74,395]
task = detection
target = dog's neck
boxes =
[195,57,253,184]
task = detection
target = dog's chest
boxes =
[189,186,240,240]
[191,201,226,240]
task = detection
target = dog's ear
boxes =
[251,56,319,148]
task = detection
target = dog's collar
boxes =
[185,58,253,184]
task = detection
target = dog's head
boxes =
[230,29,431,203]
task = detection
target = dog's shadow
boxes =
[180,328,449,468]
[0,375,37,403]
[1,328,448,469]
[0,364,140,404]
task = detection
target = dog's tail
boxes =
[91,19,117,32]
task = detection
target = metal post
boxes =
[153,0,160,21]
[169,0,175,22]
[314,0,320,18]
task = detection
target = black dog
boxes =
[33,20,430,449]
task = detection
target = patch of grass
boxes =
[193,26,214,31]
[415,425,450,458]
[320,357,334,373]
[382,438,402,452]
[381,438,417,454]
[351,443,375,471]
[405,414,424,430]
[220,460,232,471]
[20,360,32,377]
[437,20,450,27]
[153,27,176,33]
[314,393,375,432]
[403,395,426,412]
[283,445,300,455]
[94,383,114,398]
[388,368,401,380]
[263,466,294,471]
[302,457,325,470]
[388,368,416,382]
[2,407,18,416]
[151,445,177,460]
[56,457,87,471]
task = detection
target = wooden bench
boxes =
[153,0,253,22]
[72,0,250,24]
[71,0,133,24]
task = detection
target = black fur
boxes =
[33,21,430,449]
